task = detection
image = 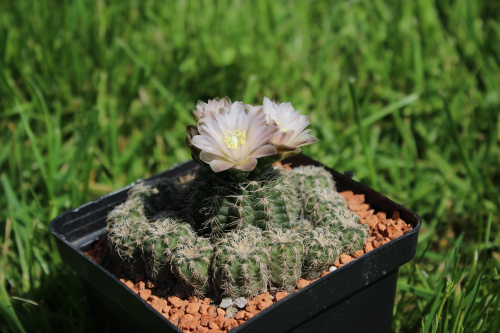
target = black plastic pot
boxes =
[50,155,421,333]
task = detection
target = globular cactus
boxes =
[107,197,149,271]
[287,165,347,227]
[264,228,304,292]
[142,218,196,281]
[181,168,236,238]
[107,165,369,298]
[107,196,146,230]
[289,217,314,233]
[302,189,346,227]
[182,167,300,239]
[249,170,300,230]
[212,226,270,298]
[288,165,337,201]
[170,236,213,296]
[107,179,189,280]
[288,165,369,255]
[302,227,342,280]
[327,207,369,254]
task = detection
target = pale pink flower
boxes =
[189,103,278,173]
[263,97,318,148]
[192,97,232,122]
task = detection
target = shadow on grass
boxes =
[9,266,97,333]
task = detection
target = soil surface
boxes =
[86,191,412,333]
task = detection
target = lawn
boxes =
[1,0,499,332]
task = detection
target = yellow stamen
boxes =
[276,121,287,132]
[223,130,247,149]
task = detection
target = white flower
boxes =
[190,103,278,173]
[192,97,232,122]
[263,97,318,148]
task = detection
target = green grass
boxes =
[1,0,499,331]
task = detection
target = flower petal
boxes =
[236,158,257,171]
[209,159,235,173]
[250,144,277,158]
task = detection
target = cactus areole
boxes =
[107,97,369,298]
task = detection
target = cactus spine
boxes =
[142,218,196,281]
[327,207,369,254]
[107,195,149,271]
[264,228,304,291]
[212,226,270,297]
[302,227,342,280]
[183,167,300,239]
[288,165,369,255]
[170,236,213,296]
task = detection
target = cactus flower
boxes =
[263,97,318,148]
[189,103,278,173]
[192,97,233,122]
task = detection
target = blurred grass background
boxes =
[1,0,499,332]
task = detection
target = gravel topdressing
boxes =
[86,190,412,333]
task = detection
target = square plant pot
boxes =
[50,154,421,333]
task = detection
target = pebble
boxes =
[275,291,288,302]
[329,266,337,272]
[234,310,246,320]
[233,297,248,309]
[124,280,135,290]
[224,305,238,318]
[185,302,200,314]
[219,297,233,308]
[222,318,238,329]
[339,254,353,265]
[168,296,188,308]
[138,289,151,301]
[296,279,310,289]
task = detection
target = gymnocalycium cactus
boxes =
[107,96,369,299]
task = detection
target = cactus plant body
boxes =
[212,226,270,297]
[182,167,300,239]
[170,236,213,296]
[264,228,304,291]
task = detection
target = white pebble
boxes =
[233,297,248,308]
[219,297,233,308]
[329,266,337,272]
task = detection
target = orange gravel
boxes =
[86,191,412,333]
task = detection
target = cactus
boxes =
[170,236,213,296]
[288,165,337,201]
[212,226,270,297]
[264,228,304,292]
[107,196,149,271]
[182,167,300,239]
[286,165,344,225]
[288,165,369,255]
[289,217,314,233]
[302,189,346,226]
[327,207,369,254]
[107,165,369,297]
[142,218,196,281]
[302,227,342,280]
[181,167,235,238]
[250,170,300,230]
